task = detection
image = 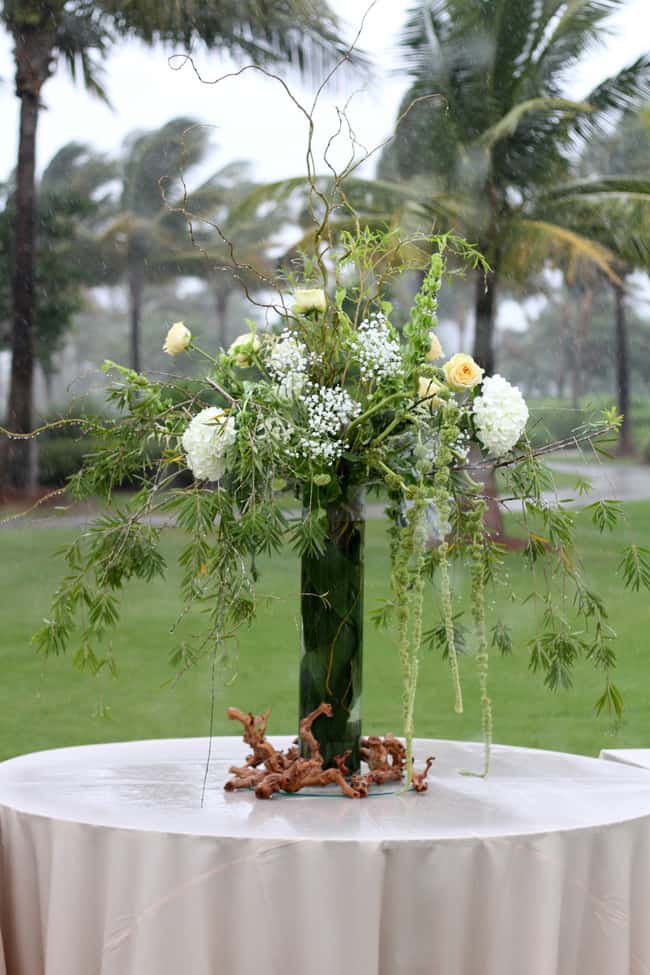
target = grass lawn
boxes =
[2,502,650,763]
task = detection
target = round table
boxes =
[1,737,650,975]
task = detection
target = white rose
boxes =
[163,321,191,356]
[181,407,237,481]
[228,332,261,367]
[472,375,529,457]
[293,288,326,315]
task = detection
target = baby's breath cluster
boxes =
[266,329,310,398]
[296,384,361,463]
[351,313,402,384]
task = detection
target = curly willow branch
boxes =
[161,4,445,316]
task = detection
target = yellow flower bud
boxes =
[426,333,444,361]
[228,332,261,367]
[163,321,192,356]
[293,288,326,315]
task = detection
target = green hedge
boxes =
[38,437,100,487]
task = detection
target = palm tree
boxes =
[1,0,353,489]
[99,117,216,372]
[576,109,650,453]
[1,142,114,399]
[380,0,650,375]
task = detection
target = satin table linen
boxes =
[600,747,650,770]
[2,738,650,975]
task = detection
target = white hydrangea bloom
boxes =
[181,407,237,481]
[472,375,529,457]
[296,384,361,463]
[352,313,402,383]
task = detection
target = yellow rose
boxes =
[293,288,326,315]
[418,376,444,410]
[163,321,191,356]
[228,332,261,367]
[442,352,484,391]
[426,333,444,361]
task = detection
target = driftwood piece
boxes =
[411,756,435,793]
[224,704,435,799]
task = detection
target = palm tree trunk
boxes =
[613,280,634,455]
[571,285,593,409]
[557,300,571,400]
[215,289,229,350]
[473,266,497,375]
[128,264,144,372]
[455,294,468,349]
[4,27,54,491]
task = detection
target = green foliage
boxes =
[587,499,623,533]
[377,0,650,373]
[491,621,513,656]
[0,143,113,372]
[38,436,101,487]
[619,544,650,592]
[423,612,467,658]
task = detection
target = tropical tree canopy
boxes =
[379,0,650,373]
[1,0,355,489]
[0,143,114,378]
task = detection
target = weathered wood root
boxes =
[411,756,435,792]
[223,704,435,799]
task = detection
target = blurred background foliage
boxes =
[1,0,649,486]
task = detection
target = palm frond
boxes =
[512,217,621,283]
[573,55,650,138]
[540,176,650,200]
[56,7,113,105]
[97,0,366,80]
[477,97,592,149]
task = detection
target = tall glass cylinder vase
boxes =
[299,487,364,772]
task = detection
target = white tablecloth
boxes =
[2,737,650,975]
[600,747,650,770]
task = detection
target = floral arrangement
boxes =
[32,217,639,791]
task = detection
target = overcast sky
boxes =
[1,0,649,186]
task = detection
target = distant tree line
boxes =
[0,0,350,491]
[2,0,650,495]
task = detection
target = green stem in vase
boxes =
[468,499,492,778]
[404,490,427,790]
[299,486,364,771]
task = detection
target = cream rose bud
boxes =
[163,321,191,356]
[228,332,261,367]
[418,376,444,410]
[292,288,326,315]
[442,352,484,391]
[426,333,444,361]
